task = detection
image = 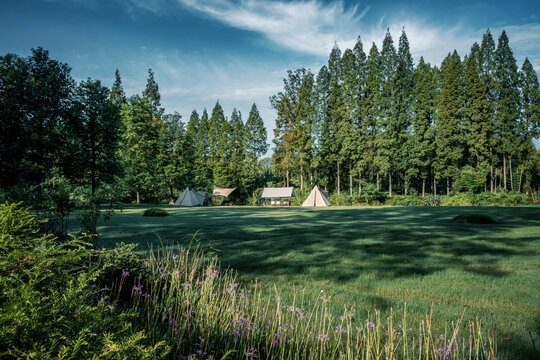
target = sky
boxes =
[2,0,540,151]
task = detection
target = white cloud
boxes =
[175,0,369,56]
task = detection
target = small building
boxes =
[260,187,295,206]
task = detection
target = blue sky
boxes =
[2,0,540,148]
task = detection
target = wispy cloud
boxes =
[174,0,369,56]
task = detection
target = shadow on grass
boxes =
[96,205,540,360]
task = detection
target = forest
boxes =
[0,28,539,207]
[271,29,540,197]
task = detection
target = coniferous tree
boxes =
[119,95,163,203]
[244,103,268,195]
[375,29,398,196]
[463,43,491,191]
[519,58,540,192]
[194,109,211,188]
[410,57,436,197]
[312,65,331,189]
[110,68,126,105]
[435,51,464,195]
[362,43,382,191]
[494,30,520,190]
[326,44,346,194]
[392,29,414,194]
[480,30,498,191]
[229,109,245,190]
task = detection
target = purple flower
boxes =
[273,340,279,345]
[121,271,130,277]
[317,333,330,341]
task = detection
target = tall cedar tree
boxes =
[326,45,347,194]
[208,101,227,184]
[463,43,491,190]
[480,30,498,191]
[340,47,360,194]
[312,65,331,188]
[494,30,520,190]
[71,79,121,194]
[229,109,245,190]
[435,51,464,195]
[410,57,436,197]
[362,43,382,190]
[375,29,398,196]
[351,38,369,193]
[110,69,126,105]
[244,103,268,195]
[392,29,414,195]
[195,109,212,189]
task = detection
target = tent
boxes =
[260,187,295,199]
[212,187,236,197]
[174,187,206,206]
[302,185,331,207]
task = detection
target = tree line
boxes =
[0,48,268,204]
[271,29,540,197]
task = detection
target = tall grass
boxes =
[120,241,497,359]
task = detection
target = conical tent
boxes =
[174,187,206,206]
[302,185,331,207]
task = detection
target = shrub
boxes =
[453,213,498,224]
[143,208,169,217]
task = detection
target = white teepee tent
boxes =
[174,187,206,206]
[301,185,331,207]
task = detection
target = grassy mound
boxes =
[142,208,169,217]
[453,213,497,224]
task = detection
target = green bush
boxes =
[0,202,169,359]
[142,208,169,217]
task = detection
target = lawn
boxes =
[94,205,540,359]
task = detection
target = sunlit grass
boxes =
[86,205,540,359]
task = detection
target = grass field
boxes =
[93,205,540,359]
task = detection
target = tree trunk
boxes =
[376,172,380,192]
[337,162,341,195]
[422,179,425,198]
[359,172,362,194]
[503,155,507,190]
[136,190,140,205]
[349,169,353,196]
[389,172,392,198]
[490,147,494,193]
[509,157,513,191]
[433,178,437,196]
[300,165,304,191]
[446,177,450,196]
[404,177,408,196]
[518,167,523,193]
[286,169,290,187]
[169,184,174,203]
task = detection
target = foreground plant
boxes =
[123,242,497,359]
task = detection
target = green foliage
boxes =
[40,174,75,237]
[142,208,169,217]
[0,202,169,359]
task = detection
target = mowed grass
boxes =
[94,205,540,359]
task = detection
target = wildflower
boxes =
[121,270,130,277]
[439,334,445,340]
[246,347,259,358]
[173,327,178,333]
[273,340,279,345]
[335,325,348,334]
[317,333,330,341]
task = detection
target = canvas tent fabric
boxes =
[302,185,331,207]
[174,187,206,206]
[260,187,295,199]
[212,187,236,197]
